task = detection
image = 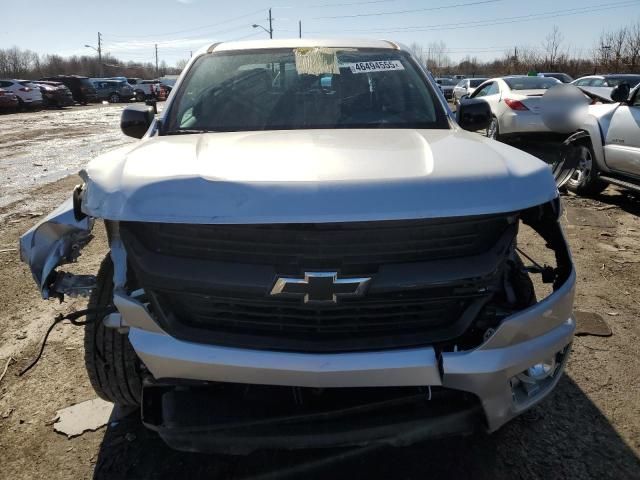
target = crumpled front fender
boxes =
[19,196,95,299]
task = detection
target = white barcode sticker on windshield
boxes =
[345,60,405,74]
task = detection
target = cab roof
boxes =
[197,38,401,55]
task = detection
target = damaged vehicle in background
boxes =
[31,81,74,108]
[553,82,640,196]
[39,75,98,105]
[465,75,561,140]
[20,39,576,454]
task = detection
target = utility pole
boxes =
[299,20,302,38]
[155,44,159,77]
[268,8,273,39]
[98,32,103,77]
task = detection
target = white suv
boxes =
[21,39,576,454]
[0,79,43,109]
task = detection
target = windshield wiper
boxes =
[165,128,216,135]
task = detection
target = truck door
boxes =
[604,87,640,176]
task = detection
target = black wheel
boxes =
[108,93,120,103]
[565,143,607,196]
[135,91,145,102]
[486,116,501,141]
[17,98,26,111]
[84,255,142,406]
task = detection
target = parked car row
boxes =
[0,75,167,112]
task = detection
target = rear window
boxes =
[469,79,486,87]
[166,47,447,133]
[504,77,559,90]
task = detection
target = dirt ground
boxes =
[0,105,639,479]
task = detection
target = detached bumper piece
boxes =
[141,383,483,454]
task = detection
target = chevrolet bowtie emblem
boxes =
[270,272,371,304]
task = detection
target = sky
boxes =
[1,0,639,66]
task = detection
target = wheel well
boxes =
[566,130,593,150]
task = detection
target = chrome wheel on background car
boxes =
[109,93,120,103]
[486,117,499,140]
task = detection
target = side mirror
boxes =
[610,83,630,103]
[456,98,492,131]
[121,105,155,139]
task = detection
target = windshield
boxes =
[165,48,446,133]
[605,76,640,87]
[504,77,559,90]
[469,79,486,87]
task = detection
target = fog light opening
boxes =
[510,345,569,403]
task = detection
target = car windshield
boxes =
[165,48,446,133]
[469,79,486,87]
[605,76,640,87]
[437,78,456,86]
[504,77,559,90]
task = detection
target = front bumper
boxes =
[124,265,575,434]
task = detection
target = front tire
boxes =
[84,255,142,406]
[565,144,607,196]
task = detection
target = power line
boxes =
[102,8,264,39]
[304,0,394,7]
[307,1,640,33]
[314,0,502,19]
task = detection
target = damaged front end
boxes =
[19,191,96,300]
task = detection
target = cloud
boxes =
[176,0,195,4]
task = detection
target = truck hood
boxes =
[81,129,557,224]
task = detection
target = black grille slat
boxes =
[122,216,511,268]
[153,289,472,342]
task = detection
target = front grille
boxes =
[149,287,489,351]
[122,216,513,352]
[122,215,513,272]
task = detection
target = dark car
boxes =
[32,81,74,108]
[40,75,98,105]
[91,79,134,103]
[539,72,574,83]
[0,88,19,112]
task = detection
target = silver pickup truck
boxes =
[556,83,640,196]
[20,38,575,454]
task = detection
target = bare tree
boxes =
[611,27,628,70]
[175,58,189,72]
[425,41,451,75]
[408,42,426,67]
[624,21,640,69]
[542,25,564,69]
